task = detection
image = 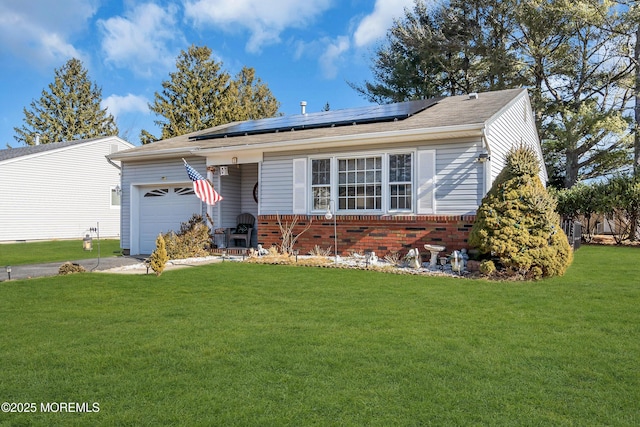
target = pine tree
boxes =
[142,45,280,143]
[353,0,634,187]
[14,58,118,145]
[150,234,169,277]
[469,146,573,279]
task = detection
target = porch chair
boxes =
[226,213,255,248]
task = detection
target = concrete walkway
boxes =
[1,256,146,282]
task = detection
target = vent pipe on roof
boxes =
[300,101,307,115]
[34,133,41,145]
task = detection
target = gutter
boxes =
[105,155,121,170]
[192,123,485,156]
[109,146,202,161]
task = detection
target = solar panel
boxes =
[191,98,440,141]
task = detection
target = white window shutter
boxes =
[292,158,307,214]
[417,150,435,214]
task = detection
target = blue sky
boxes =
[0,0,416,146]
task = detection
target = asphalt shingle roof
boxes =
[0,137,105,162]
[111,88,527,160]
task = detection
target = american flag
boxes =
[183,159,223,206]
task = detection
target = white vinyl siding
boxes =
[485,95,548,186]
[435,144,483,214]
[260,155,293,214]
[0,136,133,242]
[260,140,485,216]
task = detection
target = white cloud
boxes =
[0,0,96,68]
[102,93,149,119]
[319,36,350,79]
[98,3,184,76]
[184,0,333,52]
[353,0,413,48]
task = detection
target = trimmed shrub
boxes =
[469,146,573,279]
[479,260,496,276]
[150,234,169,276]
[163,214,212,259]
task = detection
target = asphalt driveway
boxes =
[1,256,145,282]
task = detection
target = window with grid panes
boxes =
[311,159,331,210]
[338,156,382,210]
[389,153,412,210]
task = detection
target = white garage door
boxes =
[139,186,202,254]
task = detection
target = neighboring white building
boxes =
[110,89,546,256]
[0,136,134,242]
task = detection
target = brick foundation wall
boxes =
[258,214,476,257]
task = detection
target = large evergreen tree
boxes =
[354,0,634,188]
[350,0,524,103]
[14,58,118,146]
[469,146,573,279]
[515,0,633,188]
[141,45,280,144]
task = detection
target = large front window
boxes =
[307,152,416,214]
[338,157,382,210]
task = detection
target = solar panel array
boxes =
[191,98,440,141]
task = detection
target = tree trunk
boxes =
[564,151,580,189]
[634,24,640,176]
[630,24,639,240]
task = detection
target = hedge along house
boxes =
[109,88,546,256]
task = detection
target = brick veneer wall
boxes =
[258,214,476,257]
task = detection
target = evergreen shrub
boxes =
[469,146,573,279]
[150,234,169,276]
[163,214,212,259]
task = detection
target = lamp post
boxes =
[324,199,338,264]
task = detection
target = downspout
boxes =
[481,126,492,196]
[105,156,121,170]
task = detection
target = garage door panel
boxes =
[139,186,201,254]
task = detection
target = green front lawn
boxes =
[0,239,122,265]
[0,245,638,425]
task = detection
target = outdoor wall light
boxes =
[6,266,11,280]
[477,153,490,163]
[114,184,122,195]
